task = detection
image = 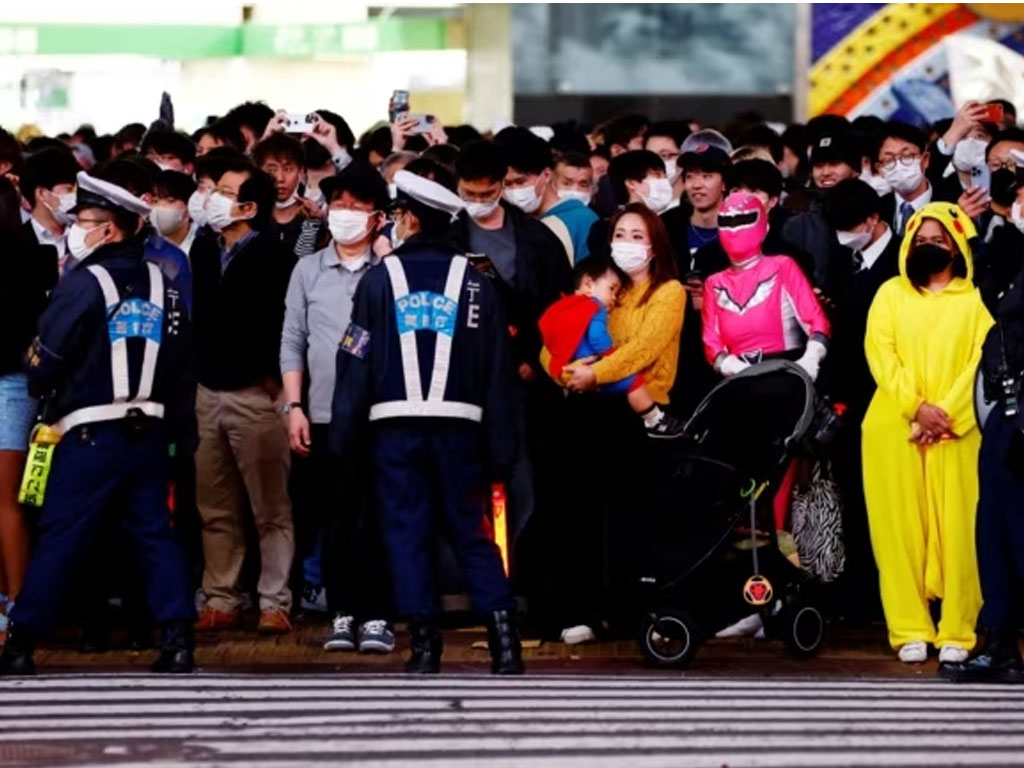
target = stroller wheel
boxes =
[639,609,700,668]
[783,602,825,658]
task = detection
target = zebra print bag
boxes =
[791,459,846,583]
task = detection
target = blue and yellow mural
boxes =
[810,3,1024,121]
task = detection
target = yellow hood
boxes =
[898,202,977,288]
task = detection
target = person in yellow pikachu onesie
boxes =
[862,202,993,666]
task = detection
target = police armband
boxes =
[340,323,371,359]
[17,424,62,507]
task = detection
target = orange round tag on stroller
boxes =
[743,574,773,606]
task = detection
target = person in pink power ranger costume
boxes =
[701,191,831,533]
[702,191,830,380]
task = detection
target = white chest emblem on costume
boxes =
[713,274,777,316]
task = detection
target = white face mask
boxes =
[150,204,186,235]
[328,209,372,245]
[861,166,892,197]
[465,197,501,220]
[155,161,175,172]
[641,176,673,214]
[556,189,591,205]
[1011,201,1024,234]
[188,191,209,228]
[883,159,925,197]
[45,190,76,226]
[206,191,247,233]
[275,188,300,209]
[387,182,398,200]
[664,158,680,185]
[390,215,407,250]
[610,241,650,274]
[835,228,873,252]
[953,138,989,173]
[503,184,543,213]
[66,223,106,263]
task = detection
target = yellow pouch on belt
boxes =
[18,424,62,507]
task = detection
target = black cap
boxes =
[319,160,390,211]
[810,132,860,168]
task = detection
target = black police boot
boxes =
[151,620,195,674]
[405,619,442,674]
[940,628,1024,684]
[487,609,524,675]
[0,623,36,676]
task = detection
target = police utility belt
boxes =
[369,255,482,423]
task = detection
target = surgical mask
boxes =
[883,160,925,197]
[206,192,246,233]
[640,176,673,214]
[66,223,106,263]
[835,228,872,252]
[464,197,501,220]
[503,184,543,213]
[275,189,300,209]
[953,138,989,173]
[387,182,398,200]
[328,209,372,245]
[664,158,680,184]
[1011,201,1024,234]
[556,189,591,205]
[188,191,209,228]
[860,167,892,197]
[990,168,1020,207]
[150,204,185,235]
[906,243,953,285]
[389,217,406,250]
[155,161,175,172]
[610,241,650,274]
[45,190,76,226]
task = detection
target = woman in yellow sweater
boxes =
[863,202,993,665]
[534,204,684,646]
[562,204,686,401]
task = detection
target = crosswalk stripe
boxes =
[3,674,1022,767]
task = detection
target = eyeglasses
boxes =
[878,152,921,171]
[988,159,1020,172]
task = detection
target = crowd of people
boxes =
[0,94,1023,682]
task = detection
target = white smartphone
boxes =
[397,111,436,135]
[284,113,317,133]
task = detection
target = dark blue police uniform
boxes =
[331,237,518,619]
[10,239,195,645]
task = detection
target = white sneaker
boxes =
[898,640,928,663]
[938,645,969,664]
[716,613,764,638]
[560,625,596,645]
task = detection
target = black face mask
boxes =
[906,243,954,286]
[990,167,1021,208]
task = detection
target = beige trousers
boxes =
[195,384,294,612]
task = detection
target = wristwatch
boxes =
[281,401,303,415]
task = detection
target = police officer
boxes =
[0,171,197,676]
[331,165,523,674]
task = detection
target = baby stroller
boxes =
[636,360,835,667]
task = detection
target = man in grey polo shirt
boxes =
[279,161,394,654]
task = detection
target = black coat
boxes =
[191,229,292,391]
[823,233,901,416]
[452,203,572,373]
[2,225,57,375]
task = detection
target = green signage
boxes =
[0,19,456,59]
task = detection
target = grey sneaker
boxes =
[323,614,355,651]
[358,619,396,654]
[300,584,328,614]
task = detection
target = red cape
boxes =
[538,294,601,380]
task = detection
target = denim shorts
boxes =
[0,373,38,451]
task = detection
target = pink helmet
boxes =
[717,191,767,263]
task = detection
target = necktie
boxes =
[852,250,864,273]
[898,201,915,235]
